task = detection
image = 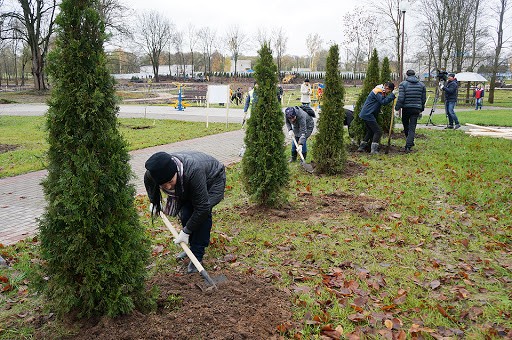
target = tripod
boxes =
[426,81,448,126]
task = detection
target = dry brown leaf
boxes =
[384,319,393,329]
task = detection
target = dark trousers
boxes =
[363,119,382,143]
[180,201,212,262]
[401,108,421,148]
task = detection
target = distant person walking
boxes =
[300,79,311,106]
[440,73,460,129]
[474,83,484,110]
[394,70,426,153]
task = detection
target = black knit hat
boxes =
[406,69,415,76]
[145,152,178,185]
[448,73,455,78]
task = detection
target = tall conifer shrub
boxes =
[241,43,288,206]
[349,49,380,143]
[313,44,346,174]
[40,0,150,317]
[380,57,394,134]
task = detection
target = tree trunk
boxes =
[32,48,46,90]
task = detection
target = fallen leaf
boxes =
[384,319,393,329]
[429,280,441,290]
[347,313,366,323]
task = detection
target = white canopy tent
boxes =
[455,72,488,104]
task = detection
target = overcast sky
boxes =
[122,0,360,56]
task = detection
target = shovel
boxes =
[159,212,226,289]
[291,137,314,173]
[384,110,396,154]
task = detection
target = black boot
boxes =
[289,151,297,162]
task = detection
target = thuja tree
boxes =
[379,57,393,134]
[242,43,289,206]
[312,44,346,174]
[39,0,151,317]
[349,48,380,143]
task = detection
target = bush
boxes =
[40,0,151,317]
[313,45,346,174]
[242,43,289,206]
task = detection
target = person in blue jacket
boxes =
[357,81,396,154]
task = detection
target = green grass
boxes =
[0,116,239,178]
[419,108,512,126]
[1,128,510,338]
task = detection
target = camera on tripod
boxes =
[436,70,448,82]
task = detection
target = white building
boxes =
[230,59,252,73]
[140,65,193,77]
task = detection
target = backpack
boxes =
[297,105,316,118]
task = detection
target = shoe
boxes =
[187,261,201,274]
[288,157,296,163]
[357,141,368,152]
[175,251,187,261]
[370,142,379,154]
[400,147,412,153]
[454,124,461,130]
[445,125,454,129]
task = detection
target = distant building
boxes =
[230,60,252,73]
[139,65,193,77]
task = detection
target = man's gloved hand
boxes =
[298,135,306,145]
[439,84,444,90]
[288,130,294,138]
[174,230,190,245]
[392,88,399,96]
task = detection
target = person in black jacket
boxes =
[395,70,427,153]
[441,73,460,129]
[144,151,226,274]
[285,106,315,162]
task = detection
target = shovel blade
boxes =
[300,161,314,173]
[198,270,228,291]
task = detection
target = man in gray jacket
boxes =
[394,70,427,153]
[144,151,226,273]
[285,106,314,162]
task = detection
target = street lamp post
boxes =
[399,1,409,82]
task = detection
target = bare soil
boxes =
[0,144,19,154]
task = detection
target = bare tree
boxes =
[133,10,173,82]
[468,0,488,71]
[446,0,475,72]
[368,0,402,73]
[187,24,199,76]
[419,0,452,71]
[305,33,323,71]
[197,26,216,74]
[271,27,287,78]
[1,0,57,90]
[225,25,248,74]
[342,8,377,72]
[171,29,186,77]
[488,0,511,103]
[96,0,132,41]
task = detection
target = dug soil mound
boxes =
[61,270,293,339]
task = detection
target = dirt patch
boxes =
[240,190,387,222]
[0,144,19,154]
[37,270,293,339]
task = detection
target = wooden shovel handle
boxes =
[291,136,306,162]
[159,212,206,273]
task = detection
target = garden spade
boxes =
[159,212,226,289]
[291,137,314,173]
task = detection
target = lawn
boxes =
[0,128,511,338]
[0,116,239,178]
